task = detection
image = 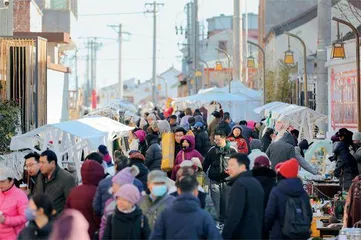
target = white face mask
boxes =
[108,187,113,195]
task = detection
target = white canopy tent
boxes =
[223,80,263,100]
[88,99,138,120]
[254,102,327,141]
[173,87,261,122]
[10,116,133,179]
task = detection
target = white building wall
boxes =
[30,1,42,32]
[0,1,13,36]
[47,69,66,124]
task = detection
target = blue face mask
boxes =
[151,185,167,197]
[25,208,36,221]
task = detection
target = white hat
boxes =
[179,160,194,168]
[0,166,15,181]
[191,157,203,170]
[353,132,361,141]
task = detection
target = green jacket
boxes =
[138,194,175,230]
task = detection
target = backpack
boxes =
[282,197,311,239]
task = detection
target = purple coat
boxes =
[171,135,203,179]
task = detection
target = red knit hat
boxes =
[275,158,299,178]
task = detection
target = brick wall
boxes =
[13,0,31,32]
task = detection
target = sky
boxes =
[75,0,259,89]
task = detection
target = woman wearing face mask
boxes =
[0,167,28,240]
[18,194,54,240]
[138,170,175,230]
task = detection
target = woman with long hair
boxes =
[227,125,248,154]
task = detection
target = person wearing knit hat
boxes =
[103,184,151,240]
[128,151,149,188]
[265,158,312,239]
[252,155,276,239]
[191,157,210,193]
[98,165,140,240]
[248,139,269,169]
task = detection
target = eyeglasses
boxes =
[24,163,38,170]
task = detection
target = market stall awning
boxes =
[10,116,134,151]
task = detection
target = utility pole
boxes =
[108,24,130,100]
[233,0,243,83]
[75,50,79,104]
[192,0,199,94]
[245,0,249,84]
[316,0,331,118]
[186,2,193,96]
[145,1,164,104]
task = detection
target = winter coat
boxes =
[240,125,257,144]
[227,136,248,154]
[248,149,269,169]
[344,175,361,227]
[222,171,264,240]
[174,142,182,159]
[252,167,276,239]
[102,207,150,240]
[33,166,76,216]
[145,135,162,171]
[333,141,359,190]
[93,175,144,216]
[261,134,272,152]
[168,186,217,221]
[203,142,237,183]
[129,158,149,187]
[172,135,203,180]
[149,193,221,240]
[265,178,312,240]
[0,185,28,240]
[208,118,221,142]
[66,160,105,238]
[194,129,211,156]
[353,147,361,174]
[138,194,175,230]
[17,220,53,240]
[180,115,192,129]
[295,146,318,175]
[99,199,115,240]
[266,132,296,169]
[216,120,232,136]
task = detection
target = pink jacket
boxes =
[0,185,28,240]
[99,198,116,240]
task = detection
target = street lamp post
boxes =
[284,32,308,108]
[215,48,232,93]
[332,17,361,131]
[198,59,209,87]
[247,41,266,104]
[158,75,168,98]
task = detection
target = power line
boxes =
[79,11,145,17]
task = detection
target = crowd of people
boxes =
[0,106,361,239]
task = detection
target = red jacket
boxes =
[227,137,249,154]
[66,160,105,238]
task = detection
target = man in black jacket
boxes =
[223,153,264,240]
[192,121,211,156]
[216,114,232,136]
[202,130,237,227]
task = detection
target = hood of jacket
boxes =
[247,121,256,130]
[277,178,305,197]
[280,132,295,146]
[146,134,159,145]
[81,160,105,185]
[180,135,196,151]
[134,130,147,143]
[229,125,244,138]
[172,193,201,213]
